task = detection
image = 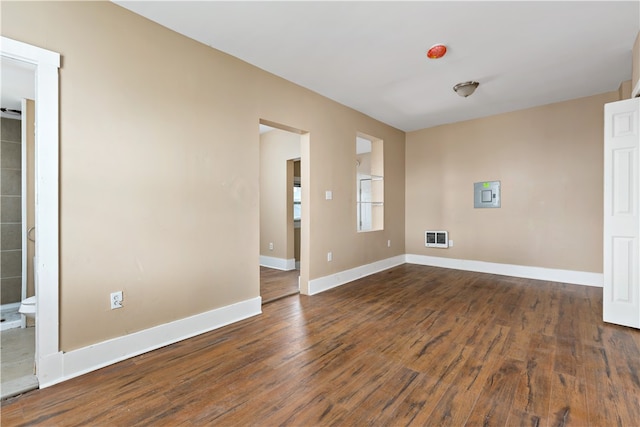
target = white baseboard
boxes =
[43,297,262,388]
[405,254,603,287]
[39,254,601,387]
[260,255,296,271]
[309,255,405,295]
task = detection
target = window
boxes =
[293,181,301,222]
[356,133,383,232]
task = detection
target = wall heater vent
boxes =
[425,231,448,248]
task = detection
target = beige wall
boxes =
[633,31,639,96]
[406,91,618,273]
[619,80,632,100]
[1,1,405,350]
[259,128,300,261]
[26,99,35,300]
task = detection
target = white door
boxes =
[604,97,640,328]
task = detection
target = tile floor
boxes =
[1,325,38,400]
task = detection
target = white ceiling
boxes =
[113,1,639,131]
[3,2,638,131]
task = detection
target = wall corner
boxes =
[619,80,632,100]
[632,31,640,97]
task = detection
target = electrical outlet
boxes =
[269,242,274,251]
[110,291,123,310]
[387,240,391,247]
[449,240,454,247]
[327,251,332,262]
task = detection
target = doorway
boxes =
[1,58,38,398]
[258,120,307,303]
[1,36,61,394]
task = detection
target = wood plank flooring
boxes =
[2,264,640,426]
[260,266,299,304]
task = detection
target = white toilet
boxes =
[19,296,36,318]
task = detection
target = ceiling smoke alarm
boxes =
[426,44,447,59]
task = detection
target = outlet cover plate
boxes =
[110,291,123,309]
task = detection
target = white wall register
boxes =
[425,231,448,248]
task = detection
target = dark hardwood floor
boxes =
[2,264,639,426]
[260,266,299,304]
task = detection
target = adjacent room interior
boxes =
[259,122,303,303]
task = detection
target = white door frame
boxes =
[1,37,62,386]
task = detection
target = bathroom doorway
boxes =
[0,58,38,398]
[258,120,308,302]
[1,36,61,396]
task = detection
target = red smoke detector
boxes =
[427,44,447,59]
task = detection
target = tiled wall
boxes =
[1,117,22,305]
